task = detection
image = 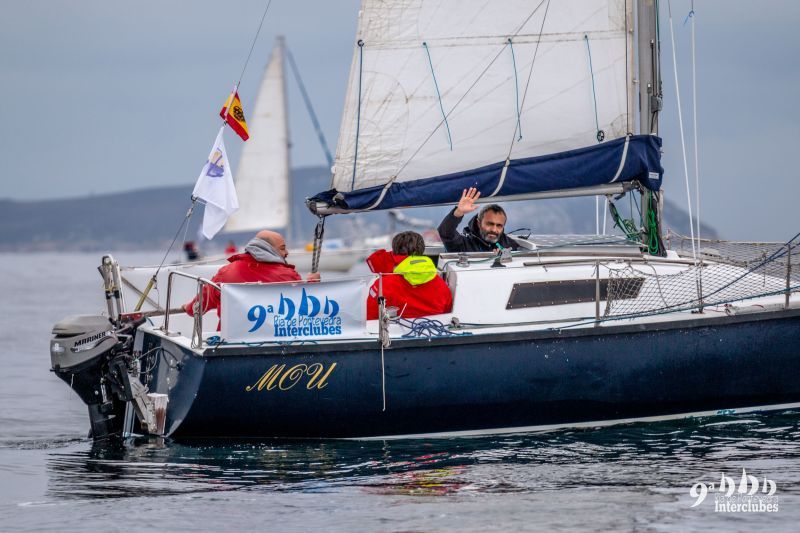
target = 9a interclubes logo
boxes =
[690,468,779,513]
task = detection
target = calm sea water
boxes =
[1,251,798,531]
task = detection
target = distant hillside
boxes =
[0,166,717,252]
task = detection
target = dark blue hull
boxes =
[140,309,800,439]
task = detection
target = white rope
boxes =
[667,1,698,266]
[690,2,703,306]
[380,342,386,411]
[610,135,631,182]
[690,2,701,250]
[595,197,600,235]
[489,158,511,197]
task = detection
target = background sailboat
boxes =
[224,36,363,272]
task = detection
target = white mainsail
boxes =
[225,36,290,232]
[331,0,634,196]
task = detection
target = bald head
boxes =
[255,230,288,259]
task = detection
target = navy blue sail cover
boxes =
[311,135,663,212]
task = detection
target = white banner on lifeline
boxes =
[220,278,372,342]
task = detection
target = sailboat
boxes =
[50,0,800,440]
[223,36,364,273]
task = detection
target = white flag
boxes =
[193,126,239,239]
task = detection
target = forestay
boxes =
[220,278,371,343]
[225,37,290,232]
[312,0,663,213]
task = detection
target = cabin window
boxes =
[506,278,644,309]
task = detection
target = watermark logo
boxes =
[690,468,778,513]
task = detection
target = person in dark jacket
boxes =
[366,231,453,320]
[437,187,520,253]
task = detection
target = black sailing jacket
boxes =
[437,208,521,253]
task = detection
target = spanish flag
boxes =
[219,91,250,141]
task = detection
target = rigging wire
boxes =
[392,0,550,181]
[133,200,196,312]
[666,1,698,265]
[668,0,702,308]
[236,0,275,87]
[584,33,607,235]
[625,0,632,134]
[506,0,552,158]
[423,42,454,151]
[584,35,603,143]
[286,45,334,168]
[508,38,523,141]
[688,1,703,303]
[689,2,701,249]
[350,40,365,190]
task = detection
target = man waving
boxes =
[437,187,520,253]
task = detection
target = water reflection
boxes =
[45,411,800,501]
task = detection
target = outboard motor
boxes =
[51,255,170,440]
[50,315,134,438]
[50,255,169,440]
[50,313,167,439]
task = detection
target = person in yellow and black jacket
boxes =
[366,231,453,320]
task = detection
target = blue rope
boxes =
[508,38,522,141]
[205,335,321,347]
[422,42,453,151]
[397,317,471,338]
[584,34,604,143]
[350,40,365,190]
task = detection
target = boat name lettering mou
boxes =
[245,363,337,392]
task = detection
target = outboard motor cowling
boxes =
[51,315,117,373]
[51,315,127,438]
[50,313,162,439]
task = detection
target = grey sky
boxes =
[0,0,797,241]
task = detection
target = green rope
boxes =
[646,191,660,255]
[608,201,640,242]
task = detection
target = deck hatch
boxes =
[506,278,644,309]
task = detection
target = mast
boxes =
[637,0,661,135]
[637,0,665,253]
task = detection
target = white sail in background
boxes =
[331,0,634,194]
[225,36,290,232]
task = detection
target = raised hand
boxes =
[454,187,481,217]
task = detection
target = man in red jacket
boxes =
[366,231,453,320]
[184,230,319,327]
